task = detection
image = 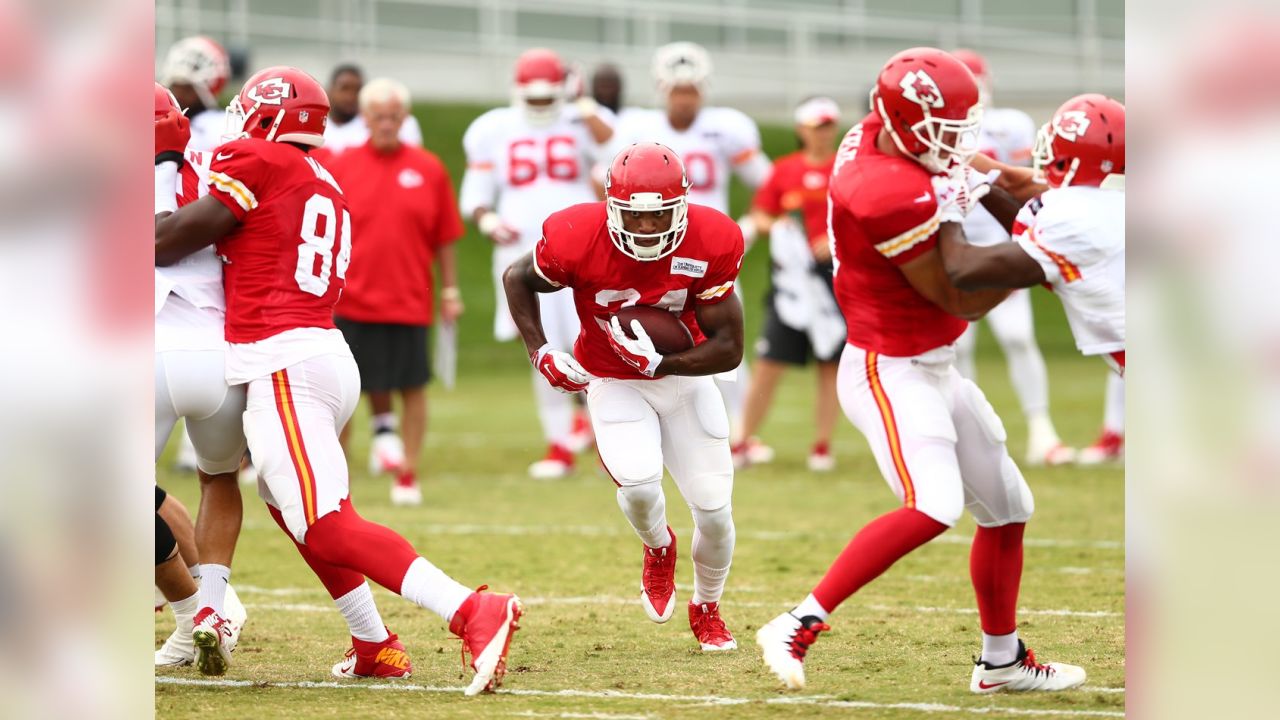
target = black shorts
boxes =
[335,318,431,392]
[755,265,841,366]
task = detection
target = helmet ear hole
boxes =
[259,117,272,130]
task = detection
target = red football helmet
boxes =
[950,48,992,105]
[160,36,230,109]
[223,66,329,148]
[154,82,182,120]
[1032,94,1125,189]
[871,47,983,173]
[513,48,568,126]
[604,143,691,262]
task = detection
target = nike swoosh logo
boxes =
[914,192,931,203]
[216,152,234,161]
[978,680,1010,689]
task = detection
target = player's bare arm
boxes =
[938,226,1046,291]
[502,251,557,356]
[155,194,239,266]
[898,226,1011,321]
[971,154,1044,204]
[653,294,744,377]
[977,184,1023,233]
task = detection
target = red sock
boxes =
[969,523,1025,635]
[302,498,421,595]
[812,507,948,611]
[267,504,364,599]
[395,469,416,488]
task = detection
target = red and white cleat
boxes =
[369,432,406,476]
[688,601,737,651]
[331,629,413,679]
[640,527,677,623]
[191,607,236,676]
[565,410,594,453]
[756,611,830,690]
[807,441,835,472]
[970,641,1087,693]
[390,470,423,506]
[528,443,573,480]
[1026,441,1077,467]
[449,587,524,696]
[1077,430,1123,465]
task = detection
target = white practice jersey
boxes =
[323,114,424,156]
[1012,186,1125,357]
[604,106,770,214]
[459,103,616,265]
[965,106,1037,247]
[155,148,226,352]
[188,108,227,153]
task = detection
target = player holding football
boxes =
[756,49,1088,693]
[155,67,522,695]
[605,42,771,450]
[504,142,744,652]
[940,94,1125,374]
[949,49,1073,466]
[461,48,615,480]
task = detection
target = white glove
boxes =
[478,211,521,246]
[531,343,592,393]
[958,166,1001,204]
[931,168,993,223]
[607,317,664,377]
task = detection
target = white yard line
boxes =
[155,677,1123,716]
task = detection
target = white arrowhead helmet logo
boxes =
[247,77,291,106]
[1054,111,1091,141]
[899,70,945,109]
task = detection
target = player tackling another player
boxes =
[504,142,745,651]
[155,66,522,695]
[755,48,1090,693]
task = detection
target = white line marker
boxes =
[154,677,1123,716]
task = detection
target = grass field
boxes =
[154,102,1124,718]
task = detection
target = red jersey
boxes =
[535,203,744,380]
[208,138,352,344]
[829,113,967,356]
[752,151,835,250]
[327,142,464,326]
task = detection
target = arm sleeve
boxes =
[859,181,942,266]
[694,219,746,305]
[458,115,498,217]
[206,140,266,221]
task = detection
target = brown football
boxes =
[613,305,694,354]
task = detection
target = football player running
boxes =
[155,67,522,695]
[460,48,615,480]
[949,50,1073,466]
[504,143,744,652]
[940,94,1125,375]
[756,49,1088,693]
[605,42,771,453]
[153,82,249,675]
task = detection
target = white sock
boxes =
[1026,410,1060,450]
[1004,341,1049,419]
[334,583,390,643]
[981,630,1020,666]
[169,591,199,637]
[690,506,735,604]
[188,564,201,581]
[1103,373,1125,433]
[399,557,473,623]
[197,564,230,616]
[616,485,671,549]
[372,412,398,434]
[793,593,830,622]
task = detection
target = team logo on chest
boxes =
[398,168,424,188]
[670,256,708,277]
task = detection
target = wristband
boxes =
[574,96,599,119]
[440,287,461,301]
[155,162,179,215]
[155,150,185,167]
[478,211,502,236]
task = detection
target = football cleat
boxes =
[369,432,406,476]
[155,623,195,667]
[640,527,677,623]
[528,443,573,480]
[970,641,1087,693]
[449,587,524,696]
[756,611,830,690]
[745,437,775,465]
[223,583,247,652]
[565,410,595,453]
[332,629,413,679]
[1078,430,1123,465]
[807,442,835,472]
[688,601,737,651]
[1026,440,1077,467]
[191,607,235,676]
[390,471,423,506]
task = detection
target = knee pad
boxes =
[156,512,177,565]
[969,455,1035,527]
[616,479,664,515]
[690,503,735,541]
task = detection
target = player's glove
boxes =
[478,211,521,246]
[155,109,190,167]
[532,343,592,393]
[607,317,664,378]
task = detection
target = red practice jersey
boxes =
[752,151,835,251]
[828,113,967,356]
[207,138,352,344]
[327,141,464,326]
[535,203,744,380]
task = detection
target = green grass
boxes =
[154,102,1123,718]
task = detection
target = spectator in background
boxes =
[322,64,424,156]
[735,97,846,472]
[591,63,624,115]
[326,78,465,507]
